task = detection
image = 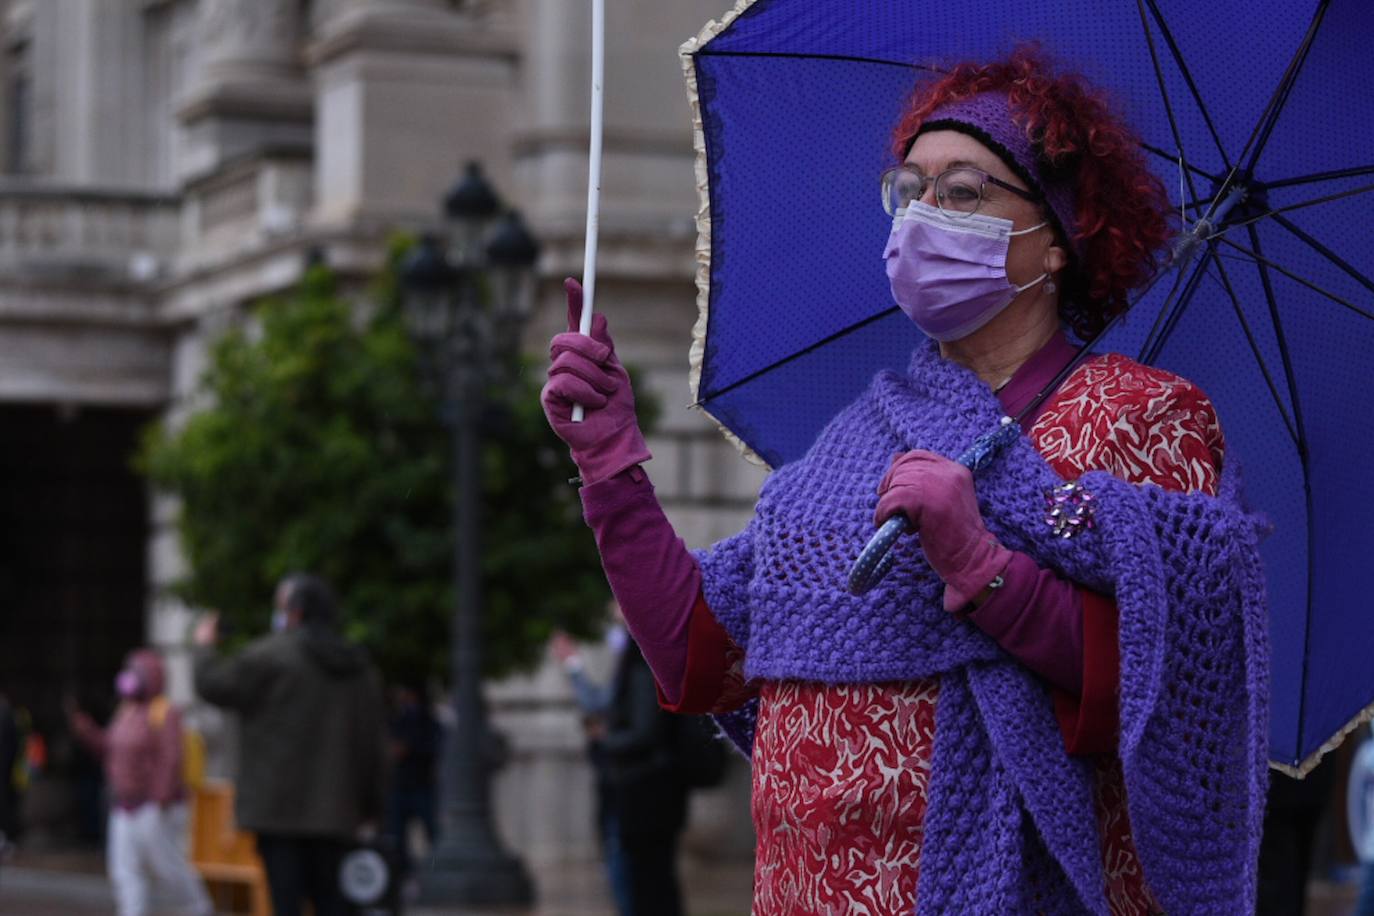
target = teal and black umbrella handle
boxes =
[848,416,1019,595]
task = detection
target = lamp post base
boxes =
[416,846,534,906]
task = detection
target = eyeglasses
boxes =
[880,165,1041,218]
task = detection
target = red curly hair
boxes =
[892,46,1173,339]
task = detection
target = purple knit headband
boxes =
[911,92,1080,257]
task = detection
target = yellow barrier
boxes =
[188,780,271,916]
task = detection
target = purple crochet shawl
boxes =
[697,342,1270,915]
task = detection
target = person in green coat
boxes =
[194,573,387,916]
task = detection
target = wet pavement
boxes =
[0,850,754,915]
[1,864,114,915]
[2,852,1364,915]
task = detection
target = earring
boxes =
[1044,279,1057,294]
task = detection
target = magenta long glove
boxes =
[580,469,701,703]
[969,553,1085,694]
[874,449,1013,612]
[541,279,652,485]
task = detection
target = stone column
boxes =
[305,0,519,227]
[175,0,312,181]
[197,0,299,85]
[24,0,162,187]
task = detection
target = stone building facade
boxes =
[0,0,760,871]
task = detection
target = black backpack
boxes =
[672,713,728,790]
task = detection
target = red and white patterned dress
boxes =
[671,350,1226,916]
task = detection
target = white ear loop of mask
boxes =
[1009,219,1054,293]
[1013,269,1049,293]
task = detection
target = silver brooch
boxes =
[1044,481,1096,538]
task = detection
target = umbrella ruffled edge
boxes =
[680,0,773,470]
[1271,696,1374,780]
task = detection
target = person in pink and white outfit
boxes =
[70,649,212,916]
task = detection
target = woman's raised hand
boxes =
[540,278,651,484]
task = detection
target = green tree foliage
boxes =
[139,246,647,681]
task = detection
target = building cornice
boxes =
[0,179,180,207]
[174,79,315,126]
[0,279,162,329]
[178,145,313,197]
[511,126,692,160]
[306,5,518,68]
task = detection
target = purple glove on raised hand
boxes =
[875,450,1013,612]
[541,278,651,485]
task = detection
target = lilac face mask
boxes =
[885,201,1047,342]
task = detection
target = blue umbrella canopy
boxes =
[681,0,1374,774]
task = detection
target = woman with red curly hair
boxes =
[543,47,1257,915]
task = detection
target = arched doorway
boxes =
[0,403,153,845]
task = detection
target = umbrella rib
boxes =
[1179,194,1227,213]
[1141,249,1214,365]
[1210,1,1330,217]
[1215,237,1374,322]
[1242,0,1330,175]
[1134,0,1203,206]
[1011,267,1176,428]
[695,307,900,405]
[1139,142,1220,185]
[1141,144,1220,221]
[1142,0,1233,170]
[1272,214,1374,298]
[1245,226,1310,450]
[1265,164,1374,190]
[1138,251,1210,364]
[1246,223,1316,763]
[1216,182,1374,235]
[1201,253,1299,444]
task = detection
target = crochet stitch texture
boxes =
[699,341,1270,914]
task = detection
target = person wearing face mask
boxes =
[541,46,1260,915]
[68,650,213,916]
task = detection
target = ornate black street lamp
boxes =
[399,161,539,906]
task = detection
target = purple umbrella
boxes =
[680,0,1374,775]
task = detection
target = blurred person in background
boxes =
[1256,755,1337,916]
[551,626,635,914]
[385,680,439,896]
[193,572,387,916]
[68,649,213,916]
[0,687,18,857]
[71,706,110,846]
[1348,727,1374,916]
[602,636,689,916]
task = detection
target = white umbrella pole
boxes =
[571,0,605,424]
